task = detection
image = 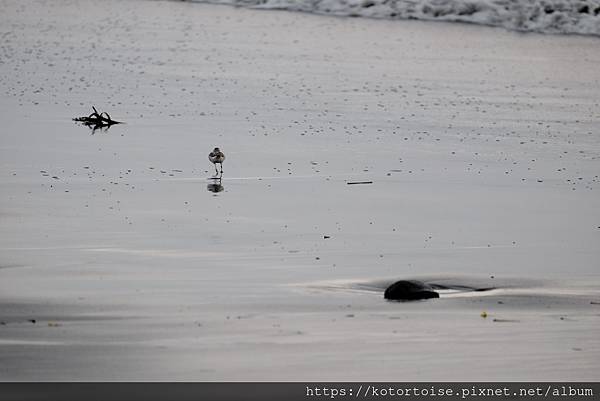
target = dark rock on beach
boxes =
[384,280,440,301]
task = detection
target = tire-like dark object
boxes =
[384,280,440,301]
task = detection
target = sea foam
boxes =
[188,0,600,36]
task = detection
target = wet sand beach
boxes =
[0,0,599,380]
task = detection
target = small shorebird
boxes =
[208,147,225,174]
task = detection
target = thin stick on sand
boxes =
[346,181,373,185]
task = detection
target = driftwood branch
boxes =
[73,106,122,129]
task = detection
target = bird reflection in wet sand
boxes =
[207,177,224,193]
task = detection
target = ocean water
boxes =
[187,0,600,36]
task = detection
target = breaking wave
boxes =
[186,0,600,36]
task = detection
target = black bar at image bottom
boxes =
[0,382,597,401]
